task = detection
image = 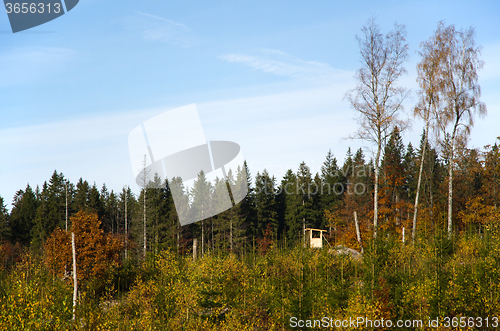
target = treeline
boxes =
[1,19,496,264]
[1,129,499,262]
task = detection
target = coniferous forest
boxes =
[2,20,500,330]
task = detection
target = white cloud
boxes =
[123,11,197,47]
[0,82,360,210]
[219,49,351,83]
[0,107,164,209]
[135,11,189,29]
[4,72,495,211]
[196,82,361,180]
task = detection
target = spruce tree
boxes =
[73,178,90,213]
[32,182,49,248]
[380,127,406,230]
[235,162,255,250]
[10,185,38,246]
[190,170,213,256]
[0,196,9,241]
[87,183,104,218]
[254,170,278,238]
[320,149,342,210]
[47,171,66,230]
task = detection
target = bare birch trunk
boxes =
[230,218,233,252]
[302,200,306,247]
[142,155,148,260]
[125,188,128,260]
[412,126,429,242]
[193,238,197,261]
[72,232,77,320]
[143,190,147,259]
[374,145,381,239]
[65,183,68,232]
[354,211,363,254]
[447,141,454,236]
[177,221,180,254]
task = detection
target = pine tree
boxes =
[403,143,417,203]
[47,171,67,230]
[0,196,10,241]
[483,141,500,209]
[168,176,189,253]
[10,184,38,246]
[342,148,354,180]
[87,183,104,218]
[234,162,254,251]
[190,170,213,256]
[32,182,50,249]
[311,173,324,229]
[146,175,171,254]
[120,186,135,259]
[320,149,342,211]
[380,127,407,232]
[254,170,278,238]
[73,178,90,213]
[283,162,316,244]
[209,177,226,252]
[100,184,112,232]
[277,169,295,242]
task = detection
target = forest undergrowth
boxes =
[2,226,500,330]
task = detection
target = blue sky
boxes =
[1,0,500,209]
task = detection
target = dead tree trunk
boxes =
[193,238,197,261]
[72,232,77,320]
[412,126,428,242]
[354,211,364,254]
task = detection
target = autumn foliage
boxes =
[44,210,122,282]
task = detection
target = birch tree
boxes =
[346,18,409,238]
[429,22,486,236]
[412,26,445,241]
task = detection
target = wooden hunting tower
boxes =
[304,228,327,248]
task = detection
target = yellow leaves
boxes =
[8,231,500,330]
[459,197,496,227]
[0,253,73,330]
[324,209,341,229]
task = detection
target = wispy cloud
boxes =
[0,107,164,209]
[135,11,189,29]
[124,11,196,47]
[219,49,351,83]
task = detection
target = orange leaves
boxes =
[459,197,500,230]
[44,210,122,283]
[324,208,368,250]
[44,227,71,278]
